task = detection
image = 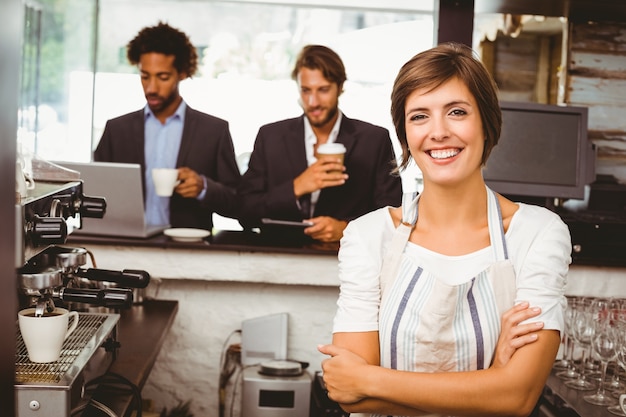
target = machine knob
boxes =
[30,215,67,245]
[80,195,107,219]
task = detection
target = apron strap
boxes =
[486,187,509,261]
[380,187,509,298]
[380,191,418,298]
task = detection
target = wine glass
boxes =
[608,301,626,416]
[557,296,580,379]
[607,299,626,392]
[583,298,618,405]
[565,297,596,390]
[555,296,577,370]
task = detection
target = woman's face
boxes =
[404,77,484,187]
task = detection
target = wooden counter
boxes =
[82,299,178,417]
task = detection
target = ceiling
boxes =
[474,0,626,22]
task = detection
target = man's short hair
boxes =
[291,45,346,90]
[127,22,198,77]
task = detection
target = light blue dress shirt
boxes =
[144,101,186,226]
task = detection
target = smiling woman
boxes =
[318,43,571,417]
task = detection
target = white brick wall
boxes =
[84,244,340,416]
[139,280,339,416]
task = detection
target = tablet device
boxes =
[261,218,314,227]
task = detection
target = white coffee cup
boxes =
[152,168,180,197]
[18,307,79,363]
[315,143,346,174]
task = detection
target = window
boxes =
[17,0,97,162]
[19,0,434,181]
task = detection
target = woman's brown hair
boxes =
[391,42,501,171]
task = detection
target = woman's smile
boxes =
[428,148,462,160]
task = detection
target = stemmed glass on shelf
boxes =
[608,299,626,394]
[583,297,619,406]
[565,296,596,390]
[556,296,580,379]
[608,299,626,416]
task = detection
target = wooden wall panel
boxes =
[490,32,562,104]
[570,23,626,53]
[568,21,626,181]
[493,35,539,101]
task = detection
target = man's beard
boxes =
[308,105,338,128]
[146,90,179,115]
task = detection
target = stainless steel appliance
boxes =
[242,361,312,417]
[15,312,119,417]
[14,177,150,417]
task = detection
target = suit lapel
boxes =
[176,106,195,166]
[133,110,147,166]
[283,116,308,177]
[335,115,357,159]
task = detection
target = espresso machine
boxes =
[14,166,150,417]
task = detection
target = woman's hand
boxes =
[318,343,370,404]
[491,301,544,368]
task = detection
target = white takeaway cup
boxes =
[315,143,346,174]
[315,142,346,163]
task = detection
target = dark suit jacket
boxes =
[237,114,402,229]
[94,105,241,230]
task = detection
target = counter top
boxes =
[541,367,618,417]
[65,229,342,287]
[67,229,339,256]
[65,228,626,294]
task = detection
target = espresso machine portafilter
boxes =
[18,245,150,316]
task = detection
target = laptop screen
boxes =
[53,161,168,238]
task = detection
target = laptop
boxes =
[53,161,168,238]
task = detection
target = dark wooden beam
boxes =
[437,0,475,46]
[474,0,626,23]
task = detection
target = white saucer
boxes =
[163,228,210,242]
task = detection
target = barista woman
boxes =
[318,42,571,417]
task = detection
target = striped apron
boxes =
[372,187,517,417]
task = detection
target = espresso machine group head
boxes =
[18,245,150,315]
[16,178,150,313]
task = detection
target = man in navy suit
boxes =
[238,45,402,242]
[95,22,240,231]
